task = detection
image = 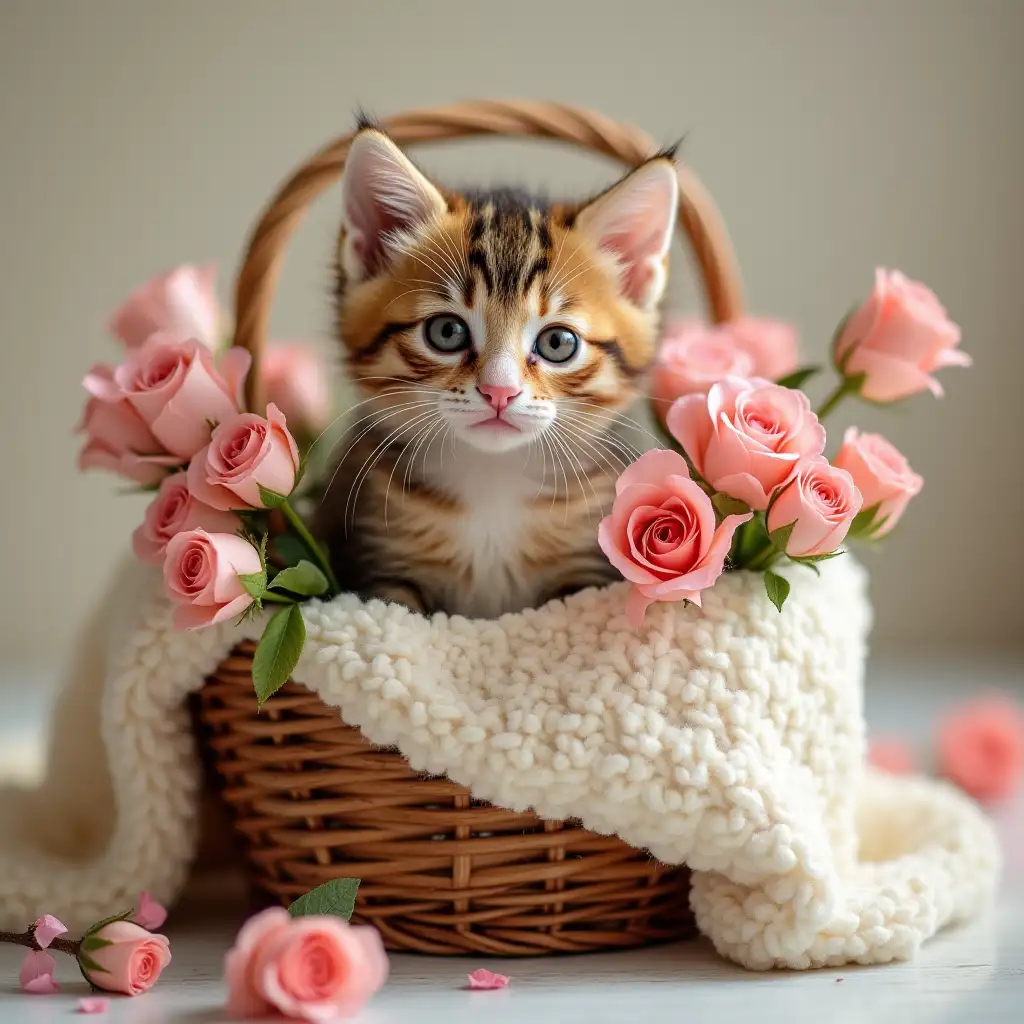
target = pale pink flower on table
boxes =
[936,697,1024,803]
[79,920,171,996]
[652,321,756,408]
[163,529,263,630]
[109,264,221,349]
[77,381,179,486]
[867,736,915,774]
[187,404,301,511]
[261,343,332,439]
[666,377,826,510]
[132,473,240,566]
[134,891,169,931]
[834,268,970,401]
[33,914,67,949]
[94,335,251,460]
[224,907,389,1022]
[597,448,752,628]
[19,950,60,993]
[766,458,862,557]
[467,968,511,990]
[76,997,110,1014]
[833,428,923,537]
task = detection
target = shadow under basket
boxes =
[196,642,696,956]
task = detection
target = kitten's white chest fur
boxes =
[424,441,545,618]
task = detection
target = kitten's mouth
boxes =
[470,416,521,433]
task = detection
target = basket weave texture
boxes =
[197,99,744,955]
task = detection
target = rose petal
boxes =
[135,891,168,931]
[467,968,510,990]
[613,448,690,495]
[20,950,59,994]
[77,997,110,1014]
[33,914,68,949]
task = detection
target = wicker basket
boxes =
[196,99,744,956]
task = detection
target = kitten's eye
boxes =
[534,326,580,364]
[425,314,471,353]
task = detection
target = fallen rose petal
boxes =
[33,914,68,949]
[77,997,110,1014]
[135,890,168,930]
[467,968,510,990]
[20,950,60,993]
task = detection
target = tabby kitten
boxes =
[315,125,680,618]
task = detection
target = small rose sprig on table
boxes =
[604,268,969,625]
[78,265,338,706]
[1,893,171,1002]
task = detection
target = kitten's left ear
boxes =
[574,158,679,311]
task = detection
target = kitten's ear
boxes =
[339,129,447,281]
[574,158,679,311]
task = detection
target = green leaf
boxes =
[768,520,796,554]
[849,502,884,538]
[80,935,114,953]
[82,909,133,939]
[763,570,791,613]
[238,570,268,598]
[258,485,289,509]
[711,493,750,520]
[253,604,306,707]
[272,532,309,566]
[77,951,108,976]
[831,307,857,372]
[288,878,361,921]
[775,366,822,390]
[269,560,329,597]
[795,550,846,564]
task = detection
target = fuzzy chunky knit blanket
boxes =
[0,557,999,970]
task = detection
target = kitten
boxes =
[315,125,679,618]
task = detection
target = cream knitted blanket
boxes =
[0,556,999,970]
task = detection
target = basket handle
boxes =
[233,98,744,409]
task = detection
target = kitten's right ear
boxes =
[339,129,447,281]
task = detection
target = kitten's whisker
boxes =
[546,428,588,524]
[408,248,459,294]
[420,236,465,292]
[355,376,448,394]
[556,416,632,474]
[559,412,641,465]
[548,241,584,295]
[436,225,469,280]
[549,422,605,519]
[329,399,438,460]
[562,400,666,449]
[385,413,442,529]
[306,386,425,455]
[550,255,596,294]
[383,287,442,313]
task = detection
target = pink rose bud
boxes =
[832,428,923,537]
[77,370,180,486]
[79,920,171,996]
[597,449,752,628]
[134,891,169,931]
[224,908,388,1022]
[936,697,1024,803]
[834,268,970,402]
[163,529,263,630]
[652,321,756,409]
[109,263,221,349]
[20,950,60,994]
[132,473,240,566]
[766,458,862,558]
[666,377,826,510]
[261,343,332,439]
[33,914,68,949]
[111,335,251,460]
[187,404,301,511]
[867,736,915,775]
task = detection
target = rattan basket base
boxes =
[195,643,695,956]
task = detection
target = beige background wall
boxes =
[0,0,1020,663]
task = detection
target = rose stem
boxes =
[0,929,81,957]
[815,377,859,419]
[280,500,340,594]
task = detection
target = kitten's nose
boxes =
[477,382,522,412]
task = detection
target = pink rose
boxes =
[163,529,262,630]
[597,449,752,628]
[77,374,180,485]
[834,268,970,401]
[109,263,221,349]
[102,335,251,460]
[766,458,862,557]
[132,473,240,566]
[832,428,923,537]
[730,318,800,382]
[666,377,826,510]
[652,321,756,407]
[187,403,300,511]
[80,920,171,996]
[936,697,1024,803]
[224,907,388,1022]
[261,344,332,439]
